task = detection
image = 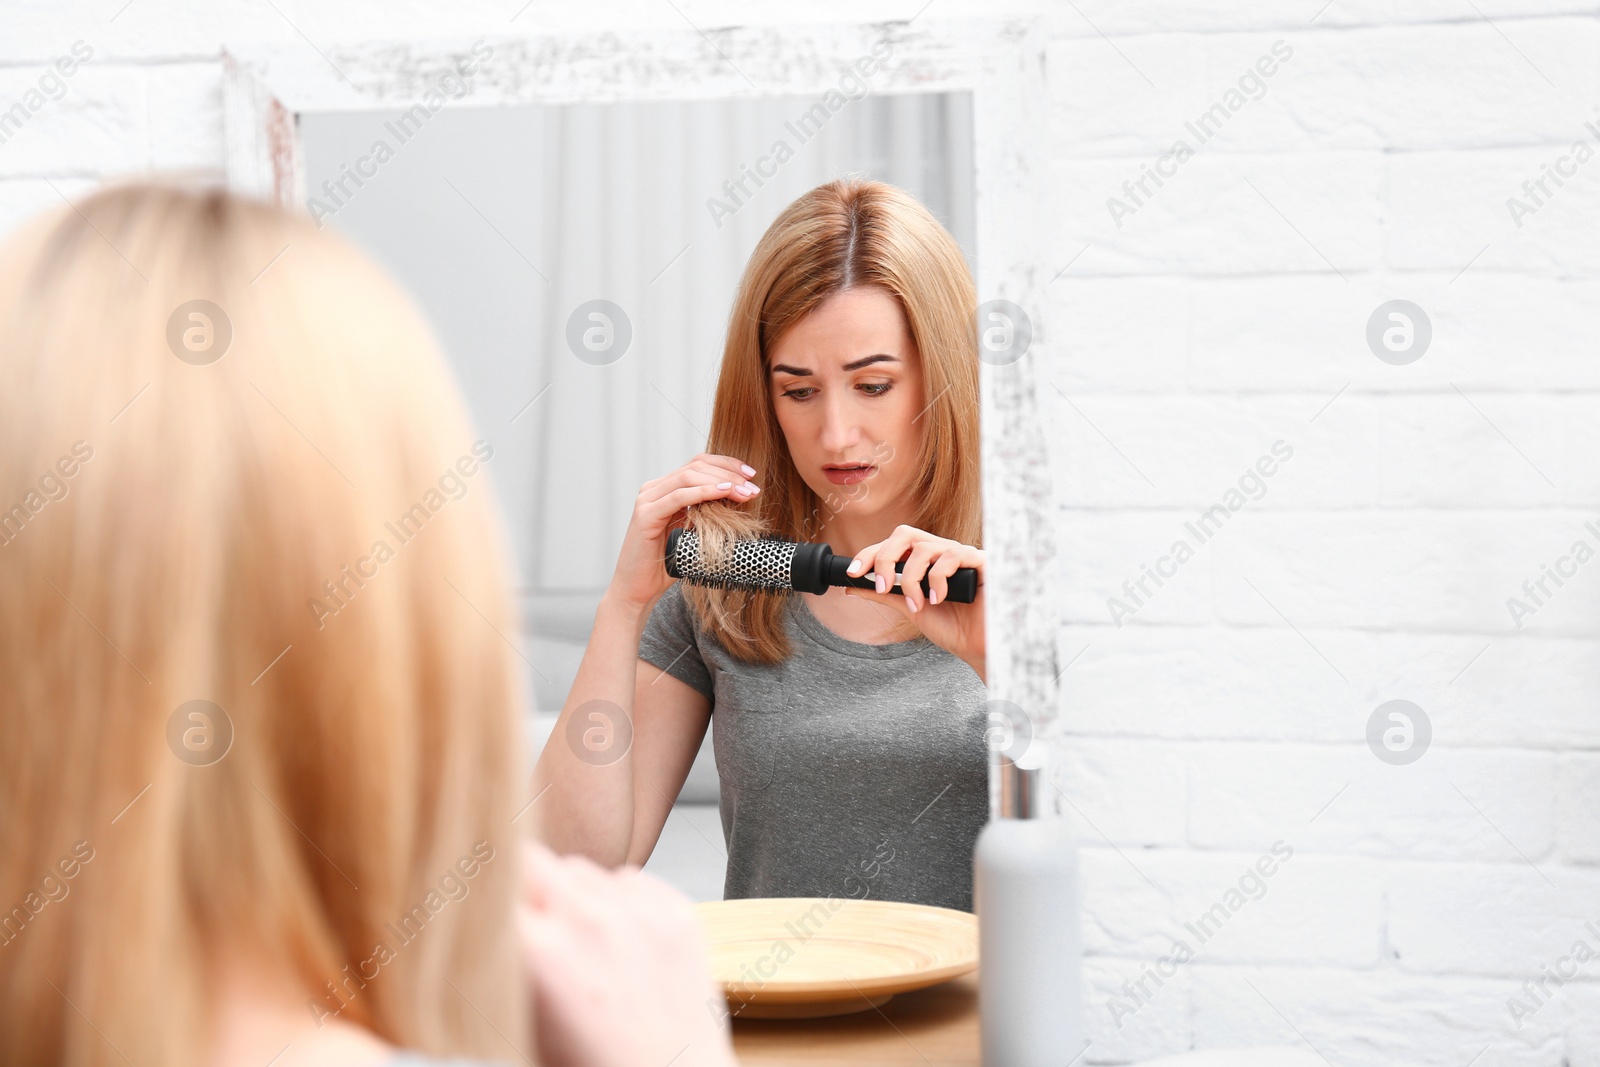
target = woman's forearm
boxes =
[531,590,652,866]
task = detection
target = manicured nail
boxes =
[847,559,863,574]
[875,574,886,594]
[740,464,756,477]
[930,589,940,605]
[908,598,920,613]
[716,481,732,489]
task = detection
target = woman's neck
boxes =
[815,514,909,561]
[207,956,394,1067]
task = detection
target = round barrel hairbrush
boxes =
[664,527,978,604]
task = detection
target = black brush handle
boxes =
[823,551,978,604]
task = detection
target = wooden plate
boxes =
[693,897,979,1019]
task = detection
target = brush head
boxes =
[665,527,804,593]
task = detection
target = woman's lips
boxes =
[824,465,875,485]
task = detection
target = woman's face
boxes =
[767,285,925,530]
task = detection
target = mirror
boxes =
[297,90,978,897]
[225,16,1049,921]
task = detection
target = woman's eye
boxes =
[780,383,893,401]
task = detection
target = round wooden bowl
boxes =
[693,897,979,1019]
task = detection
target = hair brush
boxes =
[664,526,978,604]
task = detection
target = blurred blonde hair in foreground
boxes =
[0,183,526,1064]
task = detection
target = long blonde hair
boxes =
[684,177,981,662]
[0,184,525,1064]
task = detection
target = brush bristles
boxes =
[671,527,798,592]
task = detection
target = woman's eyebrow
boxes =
[770,353,900,376]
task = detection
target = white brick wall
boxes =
[1,2,1593,1063]
[1046,2,1600,1064]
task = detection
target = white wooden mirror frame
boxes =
[221,14,1062,817]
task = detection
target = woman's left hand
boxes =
[843,524,985,683]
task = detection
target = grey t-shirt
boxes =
[638,581,989,912]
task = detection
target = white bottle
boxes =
[973,757,1084,1066]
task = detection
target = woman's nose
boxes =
[818,399,862,452]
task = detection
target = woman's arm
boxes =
[624,656,712,866]
[534,451,758,865]
[532,592,648,864]
[532,591,712,868]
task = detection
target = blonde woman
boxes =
[535,178,988,911]
[0,184,734,1067]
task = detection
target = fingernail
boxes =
[847,559,862,574]
[875,574,886,593]
[908,598,920,613]
[930,589,940,605]
[741,464,756,477]
[716,481,732,489]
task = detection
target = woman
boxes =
[534,178,989,911]
[0,183,735,1067]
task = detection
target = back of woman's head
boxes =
[0,183,524,1065]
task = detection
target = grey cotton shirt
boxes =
[638,580,989,912]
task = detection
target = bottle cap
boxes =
[996,756,1046,819]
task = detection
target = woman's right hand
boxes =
[518,839,738,1067]
[609,452,761,609]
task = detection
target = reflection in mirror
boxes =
[301,90,976,902]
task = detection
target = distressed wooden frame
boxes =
[222,16,1061,816]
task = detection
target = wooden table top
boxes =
[729,973,978,1066]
